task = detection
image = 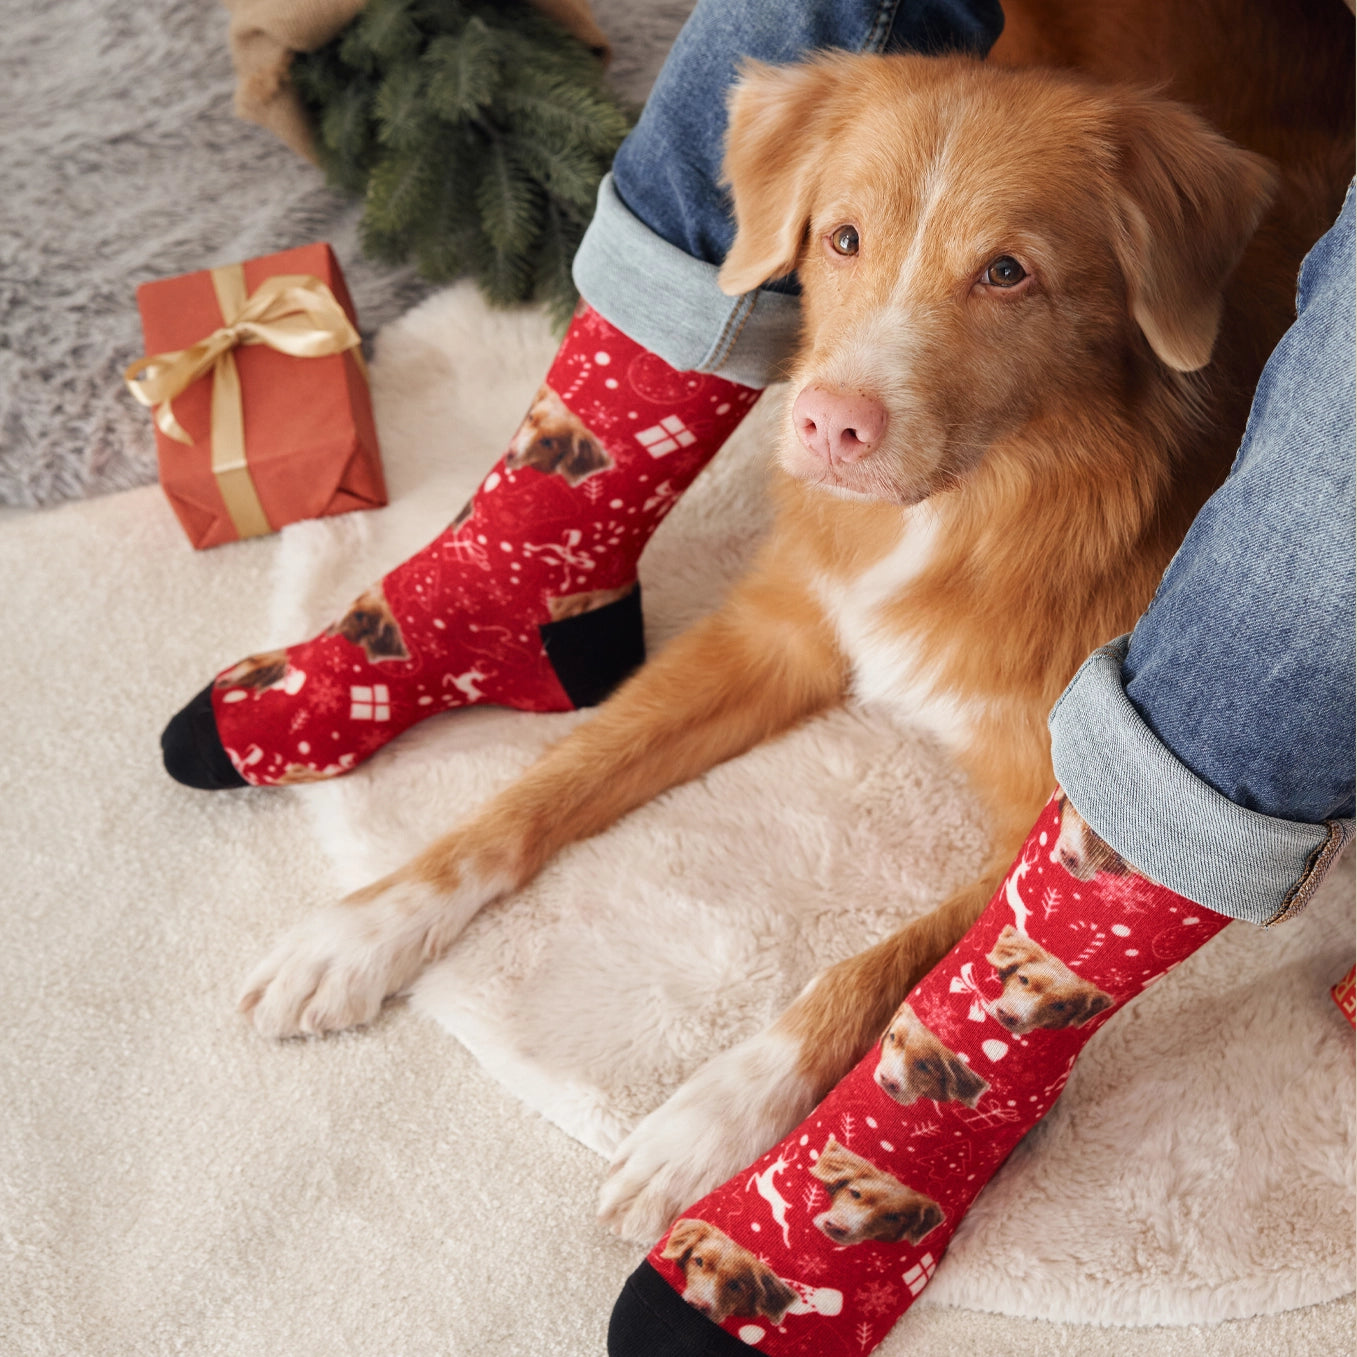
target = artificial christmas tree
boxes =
[290,0,633,325]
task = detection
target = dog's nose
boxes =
[793,385,888,465]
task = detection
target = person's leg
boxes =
[606,185,1355,1357]
[1048,179,1356,922]
[163,0,1001,790]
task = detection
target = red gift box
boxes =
[128,242,386,549]
[1332,964,1356,1028]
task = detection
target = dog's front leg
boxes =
[240,566,846,1039]
[599,866,1006,1243]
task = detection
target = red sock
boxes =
[161,305,760,788]
[613,790,1229,1356]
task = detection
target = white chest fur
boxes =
[812,507,980,748]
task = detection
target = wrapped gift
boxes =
[1332,964,1356,1028]
[126,242,385,549]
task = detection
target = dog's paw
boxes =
[598,1029,818,1244]
[238,874,477,1038]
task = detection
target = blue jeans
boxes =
[571,1,1355,925]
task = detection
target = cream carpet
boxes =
[3,280,1353,1355]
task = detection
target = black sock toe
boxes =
[608,1260,754,1357]
[161,684,247,790]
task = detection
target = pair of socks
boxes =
[161,305,759,788]
[609,791,1230,1356]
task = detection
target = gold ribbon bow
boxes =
[124,266,364,540]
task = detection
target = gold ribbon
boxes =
[124,266,365,540]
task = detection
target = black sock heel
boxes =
[538,583,646,709]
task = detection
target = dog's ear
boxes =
[718,57,844,295]
[987,924,1038,979]
[878,1000,911,1046]
[662,1218,706,1262]
[756,1267,798,1324]
[1106,93,1277,372]
[562,432,612,485]
[1071,985,1115,1027]
[370,619,409,662]
[810,1137,853,1190]
[944,1053,989,1108]
[904,1196,946,1244]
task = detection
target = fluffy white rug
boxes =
[264,282,1355,1330]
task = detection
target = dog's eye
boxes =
[1018,974,1030,986]
[848,1188,862,1199]
[983,255,1027,287]
[830,225,860,256]
[692,1254,705,1269]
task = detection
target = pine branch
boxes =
[423,19,499,122]
[533,200,583,331]
[469,229,535,306]
[355,0,423,64]
[495,70,631,157]
[476,135,542,255]
[364,147,440,235]
[374,63,428,151]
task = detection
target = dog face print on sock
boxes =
[645,791,1230,1356]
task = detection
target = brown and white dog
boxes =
[235,1,1352,1245]
[323,584,409,664]
[874,1002,989,1108]
[660,1218,798,1324]
[1051,790,1130,880]
[810,1138,944,1246]
[987,925,1114,1034]
[506,383,614,485]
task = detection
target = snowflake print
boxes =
[355,728,391,755]
[306,673,346,715]
[854,1279,900,1319]
[795,1252,831,1280]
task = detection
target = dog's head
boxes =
[327,585,409,663]
[810,1138,944,1246]
[875,1001,989,1107]
[1052,790,1130,880]
[987,924,1114,1033]
[507,385,613,486]
[718,53,1276,505]
[661,1218,798,1324]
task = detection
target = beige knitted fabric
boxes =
[224,0,611,159]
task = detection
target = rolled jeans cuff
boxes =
[572,174,801,388]
[1049,636,1353,927]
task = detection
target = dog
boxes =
[235,0,1352,1247]
[506,383,614,486]
[214,649,291,693]
[810,1138,944,1246]
[874,1002,989,1107]
[660,1218,798,1324]
[987,925,1114,1034]
[324,584,409,664]
[1052,790,1130,880]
